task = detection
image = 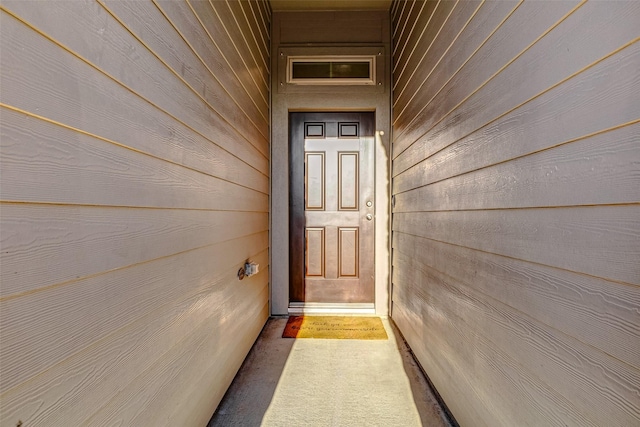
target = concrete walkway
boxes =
[209,317,453,427]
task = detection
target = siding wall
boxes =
[390,1,640,426]
[0,1,270,425]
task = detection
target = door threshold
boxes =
[288,302,375,315]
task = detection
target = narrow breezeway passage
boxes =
[208,317,454,427]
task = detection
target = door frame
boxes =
[270,11,392,316]
[271,103,391,316]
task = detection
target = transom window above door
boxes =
[287,56,376,85]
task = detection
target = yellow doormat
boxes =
[282,316,388,340]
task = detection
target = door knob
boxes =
[366,214,373,221]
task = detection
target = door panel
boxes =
[338,227,359,277]
[305,153,325,210]
[339,152,359,210]
[305,228,325,277]
[290,112,375,304]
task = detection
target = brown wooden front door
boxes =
[290,112,375,304]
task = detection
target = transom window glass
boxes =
[287,56,375,85]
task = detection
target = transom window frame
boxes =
[277,46,385,94]
[286,55,376,86]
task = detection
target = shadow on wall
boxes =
[391,320,460,427]
[207,319,295,426]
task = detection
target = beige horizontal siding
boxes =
[391,1,640,426]
[0,1,270,425]
[156,0,269,122]
[190,0,269,106]
[1,6,269,175]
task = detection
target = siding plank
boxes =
[184,0,268,106]
[226,0,269,76]
[391,0,412,52]
[394,124,640,212]
[395,2,639,171]
[391,0,640,425]
[393,207,640,285]
[394,1,480,101]
[390,0,402,24]
[0,1,270,425]
[102,0,269,141]
[393,45,640,193]
[0,247,268,426]
[394,232,640,371]
[393,0,581,158]
[0,232,268,395]
[0,204,267,298]
[393,253,640,426]
[240,0,269,63]
[155,0,269,120]
[393,1,519,116]
[208,0,269,94]
[0,110,268,211]
[254,0,271,43]
[172,300,269,426]
[391,303,495,427]
[393,273,598,427]
[0,10,270,178]
[393,0,441,76]
[86,284,269,426]
[2,2,270,163]
[393,0,431,73]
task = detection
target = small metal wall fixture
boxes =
[238,261,260,280]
